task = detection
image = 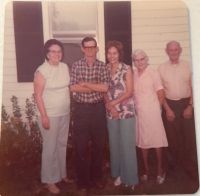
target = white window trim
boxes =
[41,1,105,61]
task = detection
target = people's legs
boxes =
[141,148,149,175]
[39,116,61,184]
[181,113,198,180]
[155,147,163,176]
[162,102,182,169]
[73,104,91,189]
[107,119,120,178]
[119,117,138,185]
[57,114,70,179]
[90,103,107,182]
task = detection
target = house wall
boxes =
[131,0,191,68]
[2,0,191,117]
[3,1,34,117]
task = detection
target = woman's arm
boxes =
[33,71,50,129]
[157,89,165,105]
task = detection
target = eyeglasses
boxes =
[83,46,97,50]
[133,57,146,63]
[48,50,62,54]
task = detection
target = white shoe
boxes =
[114,176,122,186]
[156,173,166,184]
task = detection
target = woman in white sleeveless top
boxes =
[34,39,72,194]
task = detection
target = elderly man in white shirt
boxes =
[158,40,198,180]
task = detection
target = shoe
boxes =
[46,184,60,194]
[131,185,135,191]
[140,174,148,182]
[77,188,88,196]
[114,176,122,186]
[156,173,166,184]
[124,184,135,191]
[62,177,74,184]
[94,180,105,189]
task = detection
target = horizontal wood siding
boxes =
[2,2,34,115]
[2,0,192,117]
[131,0,191,68]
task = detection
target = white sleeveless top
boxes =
[36,61,70,117]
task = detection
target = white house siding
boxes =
[131,0,191,68]
[2,1,34,117]
[2,0,192,117]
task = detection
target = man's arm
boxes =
[183,78,193,119]
[69,84,92,93]
[163,98,176,122]
[69,62,93,93]
[79,82,108,92]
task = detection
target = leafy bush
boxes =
[0,95,42,176]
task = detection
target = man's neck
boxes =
[170,59,179,64]
[85,56,96,66]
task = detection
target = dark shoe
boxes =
[45,184,60,194]
[94,180,105,189]
[62,177,74,184]
[77,188,88,196]
[140,174,148,183]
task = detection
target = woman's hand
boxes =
[110,107,119,119]
[41,115,50,129]
[106,100,117,111]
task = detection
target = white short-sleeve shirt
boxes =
[36,61,70,117]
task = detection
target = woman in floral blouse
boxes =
[104,40,138,191]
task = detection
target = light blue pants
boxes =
[38,114,70,184]
[107,117,138,185]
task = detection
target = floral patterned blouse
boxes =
[106,62,135,119]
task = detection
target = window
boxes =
[13,2,44,82]
[48,2,99,67]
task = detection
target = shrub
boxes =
[0,95,42,176]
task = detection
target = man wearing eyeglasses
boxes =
[70,37,110,195]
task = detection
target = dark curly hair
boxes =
[43,39,64,61]
[106,40,124,62]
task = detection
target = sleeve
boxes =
[100,63,110,84]
[34,64,47,79]
[69,63,78,85]
[153,69,164,91]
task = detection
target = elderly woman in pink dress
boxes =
[132,49,168,184]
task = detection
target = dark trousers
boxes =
[73,102,107,188]
[162,98,198,179]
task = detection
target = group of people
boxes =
[33,37,196,195]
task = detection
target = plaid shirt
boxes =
[70,57,110,103]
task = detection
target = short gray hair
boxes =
[132,49,148,60]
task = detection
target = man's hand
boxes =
[183,105,193,119]
[166,108,176,122]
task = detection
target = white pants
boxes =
[38,114,70,183]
